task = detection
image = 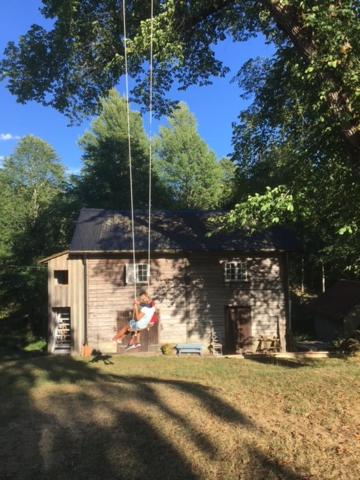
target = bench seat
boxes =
[175,343,203,356]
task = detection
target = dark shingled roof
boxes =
[69,208,298,253]
[309,280,360,321]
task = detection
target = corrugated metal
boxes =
[70,208,299,253]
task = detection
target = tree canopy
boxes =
[154,102,233,209]
[0,135,70,334]
[1,1,359,165]
[2,135,65,230]
[0,0,359,289]
[76,89,169,210]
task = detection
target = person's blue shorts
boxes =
[129,319,148,331]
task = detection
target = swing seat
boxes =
[175,343,203,356]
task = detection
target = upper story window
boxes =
[126,263,150,284]
[54,270,68,285]
[224,261,248,282]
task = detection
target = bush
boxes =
[24,339,47,352]
[333,330,360,355]
[161,343,175,355]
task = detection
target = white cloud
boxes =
[0,133,21,141]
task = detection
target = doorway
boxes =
[52,308,71,354]
[225,306,252,354]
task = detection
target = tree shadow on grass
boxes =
[247,448,309,480]
[0,353,308,480]
[245,354,319,369]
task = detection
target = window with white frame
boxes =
[224,260,248,282]
[125,263,150,284]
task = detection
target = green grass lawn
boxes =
[1,353,360,480]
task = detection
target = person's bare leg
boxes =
[128,331,138,346]
[112,324,130,342]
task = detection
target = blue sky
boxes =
[0,1,274,173]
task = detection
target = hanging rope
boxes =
[147,0,154,286]
[122,0,137,298]
[122,0,154,295]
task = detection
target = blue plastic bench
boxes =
[175,343,203,356]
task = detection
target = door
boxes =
[225,306,252,354]
[52,308,71,354]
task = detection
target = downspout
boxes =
[286,253,292,334]
[83,254,88,345]
[282,252,293,352]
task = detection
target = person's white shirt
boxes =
[137,305,155,328]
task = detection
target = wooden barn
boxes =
[40,208,296,355]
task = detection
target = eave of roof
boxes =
[68,247,284,255]
[38,250,69,264]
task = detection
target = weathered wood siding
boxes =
[48,254,70,308]
[47,254,69,352]
[47,253,85,353]
[68,258,85,353]
[85,253,287,353]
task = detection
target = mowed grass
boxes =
[1,354,360,480]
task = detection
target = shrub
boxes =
[161,343,175,355]
[333,330,360,355]
[24,339,47,352]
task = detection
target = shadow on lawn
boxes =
[0,353,307,480]
[246,354,318,369]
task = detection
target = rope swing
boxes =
[147,0,154,287]
[122,0,154,298]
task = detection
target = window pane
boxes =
[137,264,148,283]
[224,261,247,281]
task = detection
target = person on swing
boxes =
[113,291,156,350]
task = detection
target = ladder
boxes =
[53,309,71,354]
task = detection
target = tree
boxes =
[218,157,237,208]
[3,136,64,222]
[0,136,69,335]
[0,170,14,260]
[1,135,67,259]
[224,43,360,279]
[154,103,227,210]
[1,1,359,165]
[1,1,359,283]
[214,153,360,281]
[76,89,168,210]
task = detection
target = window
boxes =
[126,263,150,284]
[224,261,248,282]
[54,270,68,285]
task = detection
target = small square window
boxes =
[224,261,247,282]
[126,264,150,284]
[54,270,68,285]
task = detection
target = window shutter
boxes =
[125,264,137,285]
